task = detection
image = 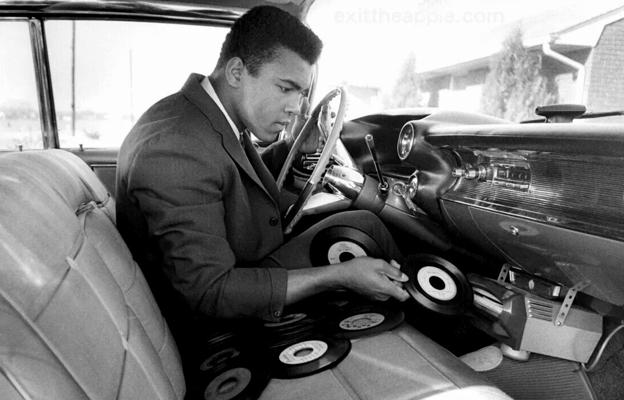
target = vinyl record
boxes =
[200,346,243,374]
[310,225,384,266]
[198,329,271,400]
[270,334,351,379]
[201,356,270,400]
[263,313,322,348]
[403,254,473,315]
[263,312,308,329]
[327,302,405,339]
[199,344,271,400]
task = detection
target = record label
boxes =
[200,348,241,372]
[310,226,384,266]
[327,241,367,264]
[278,340,328,365]
[204,367,252,400]
[339,312,385,331]
[416,266,458,301]
[404,254,473,315]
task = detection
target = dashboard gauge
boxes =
[397,122,415,160]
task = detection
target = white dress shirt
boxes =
[200,75,241,142]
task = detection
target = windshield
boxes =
[308,0,624,123]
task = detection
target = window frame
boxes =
[0,2,243,150]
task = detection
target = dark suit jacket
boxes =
[116,74,291,322]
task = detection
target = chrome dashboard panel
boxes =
[442,147,624,305]
[424,122,624,157]
[444,150,624,241]
[443,202,624,305]
[398,119,624,306]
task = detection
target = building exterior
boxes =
[418,6,624,117]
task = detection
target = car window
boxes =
[308,0,624,123]
[46,20,227,149]
[0,21,43,151]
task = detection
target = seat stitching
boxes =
[0,288,90,399]
[78,209,179,399]
[124,340,170,400]
[331,364,362,400]
[393,327,464,394]
[66,257,127,398]
[0,366,35,400]
[124,273,180,400]
[114,332,130,400]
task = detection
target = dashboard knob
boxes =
[451,164,487,181]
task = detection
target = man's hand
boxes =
[290,97,330,154]
[285,257,410,306]
[331,257,410,302]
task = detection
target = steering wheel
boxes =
[277,87,348,235]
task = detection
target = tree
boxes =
[481,27,557,122]
[387,52,423,108]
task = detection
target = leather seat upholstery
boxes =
[0,150,185,399]
[0,150,511,399]
[261,324,511,400]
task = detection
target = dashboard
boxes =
[340,110,624,307]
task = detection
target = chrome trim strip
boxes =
[0,1,244,24]
[442,197,624,242]
[29,18,58,148]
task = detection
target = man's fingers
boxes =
[387,283,410,302]
[383,260,408,282]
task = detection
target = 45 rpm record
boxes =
[270,335,351,379]
[200,347,270,400]
[200,347,241,373]
[310,225,384,266]
[262,313,322,349]
[263,312,308,329]
[328,302,405,339]
[404,254,473,315]
[198,329,271,400]
[203,367,252,400]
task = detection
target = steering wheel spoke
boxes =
[278,87,349,235]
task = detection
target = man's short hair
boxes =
[216,6,323,75]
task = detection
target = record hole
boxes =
[429,276,446,290]
[339,252,355,262]
[218,377,239,394]
[294,347,314,357]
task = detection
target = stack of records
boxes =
[197,292,406,393]
[262,312,351,379]
[198,327,271,400]
[323,297,405,340]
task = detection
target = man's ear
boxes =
[224,57,245,88]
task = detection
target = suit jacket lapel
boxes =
[180,74,278,205]
[241,131,281,203]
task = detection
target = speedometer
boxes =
[397,122,415,160]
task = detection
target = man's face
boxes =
[237,48,313,142]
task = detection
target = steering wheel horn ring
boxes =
[277,87,348,235]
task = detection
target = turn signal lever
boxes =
[364,134,389,196]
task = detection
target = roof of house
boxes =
[418,4,624,78]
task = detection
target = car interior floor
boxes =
[584,319,624,400]
[404,306,624,400]
[396,233,624,400]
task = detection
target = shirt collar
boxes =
[200,75,241,141]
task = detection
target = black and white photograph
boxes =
[2,1,624,399]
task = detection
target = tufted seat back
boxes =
[0,150,185,399]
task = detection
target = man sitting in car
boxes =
[115,3,408,374]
